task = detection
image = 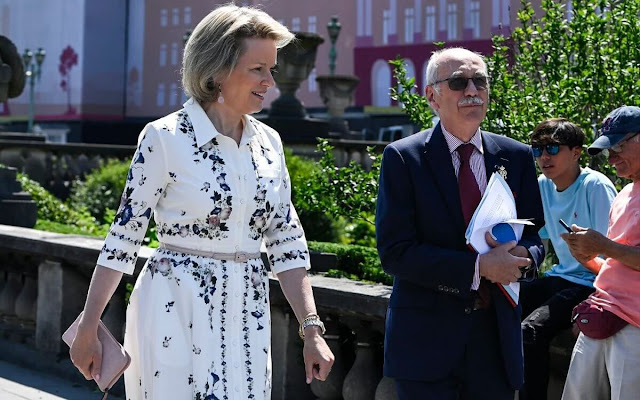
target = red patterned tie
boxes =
[457,143,482,226]
[457,143,491,308]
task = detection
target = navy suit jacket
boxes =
[375,124,545,389]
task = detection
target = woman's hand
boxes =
[69,322,103,382]
[302,327,335,384]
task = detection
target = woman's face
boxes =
[219,38,277,116]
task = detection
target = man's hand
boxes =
[480,233,532,285]
[560,224,609,264]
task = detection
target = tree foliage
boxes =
[486,0,640,147]
[391,0,639,185]
[298,139,381,226]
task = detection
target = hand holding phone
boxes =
[559,219,573,233]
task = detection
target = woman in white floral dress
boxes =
[69,5,334,399]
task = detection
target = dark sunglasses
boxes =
[531,144,560,158]
[433,76,489,91]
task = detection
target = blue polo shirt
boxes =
[538,167,617,287]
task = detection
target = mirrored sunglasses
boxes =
[433,76,489,91]
[532,144,560,158]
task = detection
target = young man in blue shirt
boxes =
[519,118,617,400]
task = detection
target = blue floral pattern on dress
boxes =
[100,100,309,400]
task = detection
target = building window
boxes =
[469,1,480,38]
[157,83,166,107]
[171,43,178,66]
[159,44,167,67]
[425,5,436,41]
[169,83,178,106]
[308,68,317,92]
[371,59,391,106]
[160,9,168,27]
[172,8,179,26]
[493,0,511,28]
[383,9,390,45]
[404,8,415,43]
[447,3,457,40]
[184,7,191,25]
[292,17,300,32]
[308,16,317,33]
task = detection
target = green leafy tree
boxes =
[390,0,639,187]
[299,139,381,227]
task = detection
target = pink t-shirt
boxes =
[589,182,640,328]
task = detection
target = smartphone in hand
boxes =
[559,219,573,233]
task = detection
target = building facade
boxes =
[1,0,568,127]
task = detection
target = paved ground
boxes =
[0,360,123,400]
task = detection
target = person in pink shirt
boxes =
[560,106,640,400]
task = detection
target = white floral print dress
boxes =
[96,98,310,400]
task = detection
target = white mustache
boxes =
[458,97,484,106]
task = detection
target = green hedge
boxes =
[309,241,391,285]
[69,159,130,223]
[18,174,108,236]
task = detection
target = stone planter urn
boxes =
[316,75,360,134]
[270,32,324,118]
[0,167,37,228]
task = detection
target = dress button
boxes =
[235,386,240,392]
[464,307,472,314]
[234,361,240,368]
[233,316,238,322]
[240,199,244,204]
[244,175,248,181]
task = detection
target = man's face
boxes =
[607,133,640,181]
[426,53,489,138]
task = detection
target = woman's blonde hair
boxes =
[182,3,294,104]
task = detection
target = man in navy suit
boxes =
[376,47,545,399]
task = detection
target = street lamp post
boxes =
[22,47,45,133]
[327,16,341,75]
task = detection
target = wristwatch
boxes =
[298,314,326,340]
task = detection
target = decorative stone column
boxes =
[316,75,360,135]
[341,319,382,400]
[310,314,347,400]
[269,32,324,118]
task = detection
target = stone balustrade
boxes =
[326,138,386,170]
[0,139,388,196]
[0,139,136,199]
[0,224,395,399]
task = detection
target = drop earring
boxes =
[217,84,224,104]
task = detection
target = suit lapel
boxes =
[422,124,466,232]
[482,132,510,185]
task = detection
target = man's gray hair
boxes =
[425,47,487,96]
[182,4,294,104]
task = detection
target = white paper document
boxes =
[464,173,534,305]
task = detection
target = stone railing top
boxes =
[0,139,136,156]
[0,224,391,319]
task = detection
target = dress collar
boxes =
[183,98,255,148]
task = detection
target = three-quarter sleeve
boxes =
[97,125,169,274]
[263,145,310,275]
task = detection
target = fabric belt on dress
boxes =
[159,243,261,263]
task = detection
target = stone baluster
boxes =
[310,314,349,400]
[36,260,88,353]
[15,264,38,324]
[0,269,6,296]
[341,318,382,400]
[101,286,127,343]
[375,376,398,400]
[0,270,23,319]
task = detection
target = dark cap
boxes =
[588,106,640,155]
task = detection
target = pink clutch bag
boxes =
[62,313,131,393]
